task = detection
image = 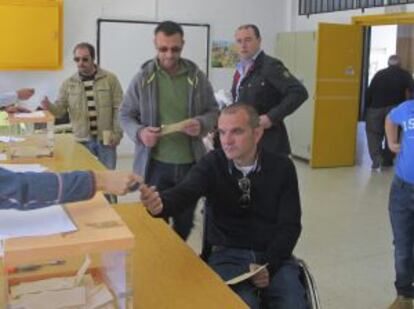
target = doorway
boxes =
[357,22,414,166]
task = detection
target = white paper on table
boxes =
[0,205,77,240]
[0,136,25,143]
[225,264,269,285]
[0,163,47,173]
[14,111,45,118]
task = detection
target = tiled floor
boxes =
[117,123,397,308]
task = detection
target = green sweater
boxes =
[152,63,194,164]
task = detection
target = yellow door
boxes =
[311,23,362,167]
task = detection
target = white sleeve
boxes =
[0,91,17,107]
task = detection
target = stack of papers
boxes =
[9,275,115,309]
[9,256,116,309]
[0,205,77,239]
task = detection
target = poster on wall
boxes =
[211,40,239,68]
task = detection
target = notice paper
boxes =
[0,205,77,239]
[14,111,45,118]
[160,119,193,136]
[225,264,269,285]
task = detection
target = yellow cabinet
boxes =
[0,0,63,70]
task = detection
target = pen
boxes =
[7,259,65,274]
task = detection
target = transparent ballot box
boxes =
[6,111,55,159]
[0,202,134,309]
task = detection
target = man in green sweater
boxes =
[120,21,218,240]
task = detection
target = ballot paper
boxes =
[0,205,77,239]
[160,119,193,136]
[0,136,25,143]
[10,259,115,309]
[13,111,45,118]
[0,163,47,173]
[9,286,86,309]
[225,264,269,285]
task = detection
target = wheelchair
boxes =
[200,206,321,309]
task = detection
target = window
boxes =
[299,0,414,16]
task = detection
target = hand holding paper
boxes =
[181,118,201,136]
[249,263,270,288]
[138,126,161,147]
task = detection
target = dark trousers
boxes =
[146,159,196,240]
[389,176,414,297]
[365,106,395,166]
[208,247,306,309]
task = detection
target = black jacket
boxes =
[231,51,308,154]
[159,149,302,275]
[366,65,413,109]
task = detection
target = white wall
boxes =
[0,0,291,156]
[0,0,289,106]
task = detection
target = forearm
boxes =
[267,87,308,123]
[385,116,400,153]
[264,223,301,276]
[195,80,219,135]
[48,101,68,118]
[264,160,302,275]
[0,170,94,210]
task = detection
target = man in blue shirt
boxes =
[385,100,414,309]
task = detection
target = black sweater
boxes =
[159,149,302,275]
[366,66,413,109]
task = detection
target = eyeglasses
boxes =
[238,177,251,209]
[73,57,90,63]
[157,46,182,53]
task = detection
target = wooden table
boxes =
[1,135,135,307]
[114,203,248,309]
[2,135,247,308]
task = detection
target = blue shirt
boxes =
[389,100,414,184]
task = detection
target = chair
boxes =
[295,257,321,309]
[200,205,321,309]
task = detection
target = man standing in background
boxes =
[232,24,308,155]
[366,54,413,170]
[119,21,218,240]
[41,42,123,174]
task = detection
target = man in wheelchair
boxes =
[141,103,306,308]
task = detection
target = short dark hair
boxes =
[73,42,95,60]
[154,21,184,37]
[237,24,261,39]
[220,103,260,129]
